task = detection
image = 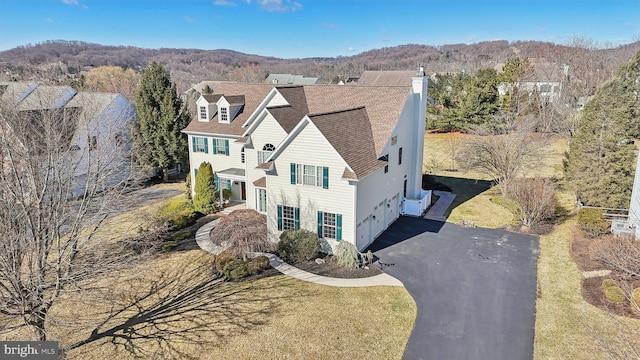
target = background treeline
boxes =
[1,38,639,93]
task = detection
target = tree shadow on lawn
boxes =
[423,174,494,218]
[64,258,303,359]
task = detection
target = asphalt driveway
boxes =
[367,217,539,360]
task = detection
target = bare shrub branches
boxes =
[209,209,274,259]
[508,178,557,227]
[590,236,640,279]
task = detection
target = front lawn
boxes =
[52,251,415,359]
[0,184,416,359]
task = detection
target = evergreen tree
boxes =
[131,61,189,181]
[565,50,640,208]
[193,162,216,214]
[427,68,500,131]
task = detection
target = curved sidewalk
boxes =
[194,219,403,288]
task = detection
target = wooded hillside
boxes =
[2,39,639,92]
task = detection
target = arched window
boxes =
[258,143,275,164]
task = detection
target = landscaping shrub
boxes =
[222,258,248,279]
[335,241,360,269]
[604,286,626,303]
[214,248,240,272]
[209,209,273,260]
[170,229,192,242]
[193,162,216,214]
[277,229,321,262]
[590,235,640,279]
[577,208,610,238]
[247,256,271,275]
[506,177,557,227]
[185,173,192,199]
[160,240,178,251]
[228,265,249,280]
[602,278,619,289]
[214,249,268,279]
[156,195,201,230]
[167,209,199,230]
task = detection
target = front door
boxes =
[241,182,246,200]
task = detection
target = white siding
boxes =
[354,91,416,249]
[245,113,288,211]
[266,122,356,248]
[187,134,244,196]
[266,90,289,107]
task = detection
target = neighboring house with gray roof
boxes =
[264,74,319,85]
[0,82,135,197]
[182,70,430,251]
[354,70,416,87]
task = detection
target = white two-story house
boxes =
[0,82,136,198]
[182,70,429,251]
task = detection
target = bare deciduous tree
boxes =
[84,66,139,101]
[444,135,461,171]
[0,98,148,342]
[458,123,546,195]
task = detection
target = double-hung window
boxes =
[277,205,300,231]
[317,211,342,240]
[291,163,328,188]
[192,137,208,153]
[199,106,207,120]
[303,165,316,185]
[212,138,229,156]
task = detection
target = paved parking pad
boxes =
[368,217,539,360]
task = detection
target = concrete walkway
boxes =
[423,190,456,221]
[194,218,403,288]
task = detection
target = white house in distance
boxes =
[182,69,430,251]
[0,82,135,197]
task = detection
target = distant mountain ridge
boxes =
[2,39,639,92]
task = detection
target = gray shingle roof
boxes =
[355,70,417,87]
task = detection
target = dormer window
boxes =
[220,107,228,122]
[199,106,207,120]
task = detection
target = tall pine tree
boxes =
[131,61,189,181]
[565,50,640,208]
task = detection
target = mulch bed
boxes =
[290,253,382,279]
[570,232,640,319]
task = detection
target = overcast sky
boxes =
[1,0,638,58]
